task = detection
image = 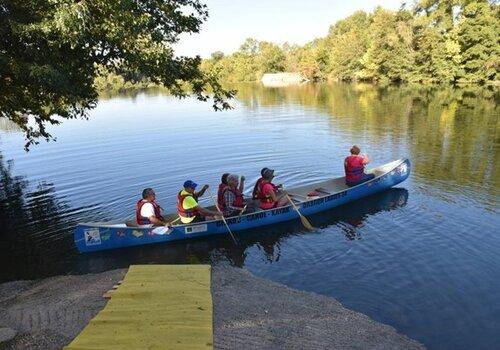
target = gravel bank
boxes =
[0,266,424,349]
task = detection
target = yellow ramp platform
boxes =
[65,265,212,350]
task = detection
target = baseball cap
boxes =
[183,180,198,189]
[262,168,275,179]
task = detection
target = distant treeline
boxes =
[201,1,499,85]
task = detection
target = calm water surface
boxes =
[0,83,499,350]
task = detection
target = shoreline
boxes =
[0,265,424,349]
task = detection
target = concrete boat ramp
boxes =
[0,265,424,349]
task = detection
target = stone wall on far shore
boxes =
[261,72,308,87]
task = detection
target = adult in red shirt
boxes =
[258,168,288,210]
[344,145,375,186]
[252,167,282,200]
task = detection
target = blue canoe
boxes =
[74,158,410,253]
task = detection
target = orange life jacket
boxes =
[177,191,200,219]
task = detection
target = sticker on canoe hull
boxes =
[132,230,144,238]
[101,233,111,241]
[151,227,173,236]
[185,224,207,234]
[84,228,101,246]
[396,163,408,175]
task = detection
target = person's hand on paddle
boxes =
[165,217,180,228]
[196,184,209,198]
[238,205,247,216]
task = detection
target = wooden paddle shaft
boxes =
[207,188,238,245]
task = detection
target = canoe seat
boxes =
[315,187,331,195]
[125,220,139,227]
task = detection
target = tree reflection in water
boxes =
[0,153,95,282]
[234,82,498,206]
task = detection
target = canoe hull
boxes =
[74,158,410,253]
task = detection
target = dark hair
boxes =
[221,173,230,185]
[350,145,360,155]
[142,188,155,199]
[260,167,269,176]
[262,168,274,180]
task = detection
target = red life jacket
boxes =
[136,199,162,225]
[217,183,229,209]
[177,191,200,219]
[219,186,244,214]
[252,178,278,200]
[258,181,275,205]
[344,155,365,183]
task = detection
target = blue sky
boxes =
[175,0,404,58]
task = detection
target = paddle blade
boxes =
[300,215,315,231]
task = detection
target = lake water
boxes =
[0,83,498,349]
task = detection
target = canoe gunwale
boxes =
[77,158,407,230]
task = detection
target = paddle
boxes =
[238,204,248,217]
[285,193,315,231]
[167,217,180,226]
[207,188,239,245]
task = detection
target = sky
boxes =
[174,0,405,58]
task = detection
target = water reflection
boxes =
[234,82,499,208]
[0,154,96,281]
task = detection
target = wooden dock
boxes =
[65,265,212,349]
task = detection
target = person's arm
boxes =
[239,176,245,193]
[263,184,277,202]
[195,184,209,198]
[141,203,167,226]
[269,190,277,201]
[197,205,220,217]
[224,191,243,212]
[362,154,370,165]
[148,215,167,226]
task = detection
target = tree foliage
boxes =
[0,0,234,149]
[457,1,499,83]
[202,0,499,86]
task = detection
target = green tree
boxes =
[358,8,415,83]
[0,0,234,149]
[291,39,329,81]
[199,1,499,86]
[327,11,370,81]
[257,41,286,74]
[457,1,499,83]
[412,0,462,83]
[211,51,225,61]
